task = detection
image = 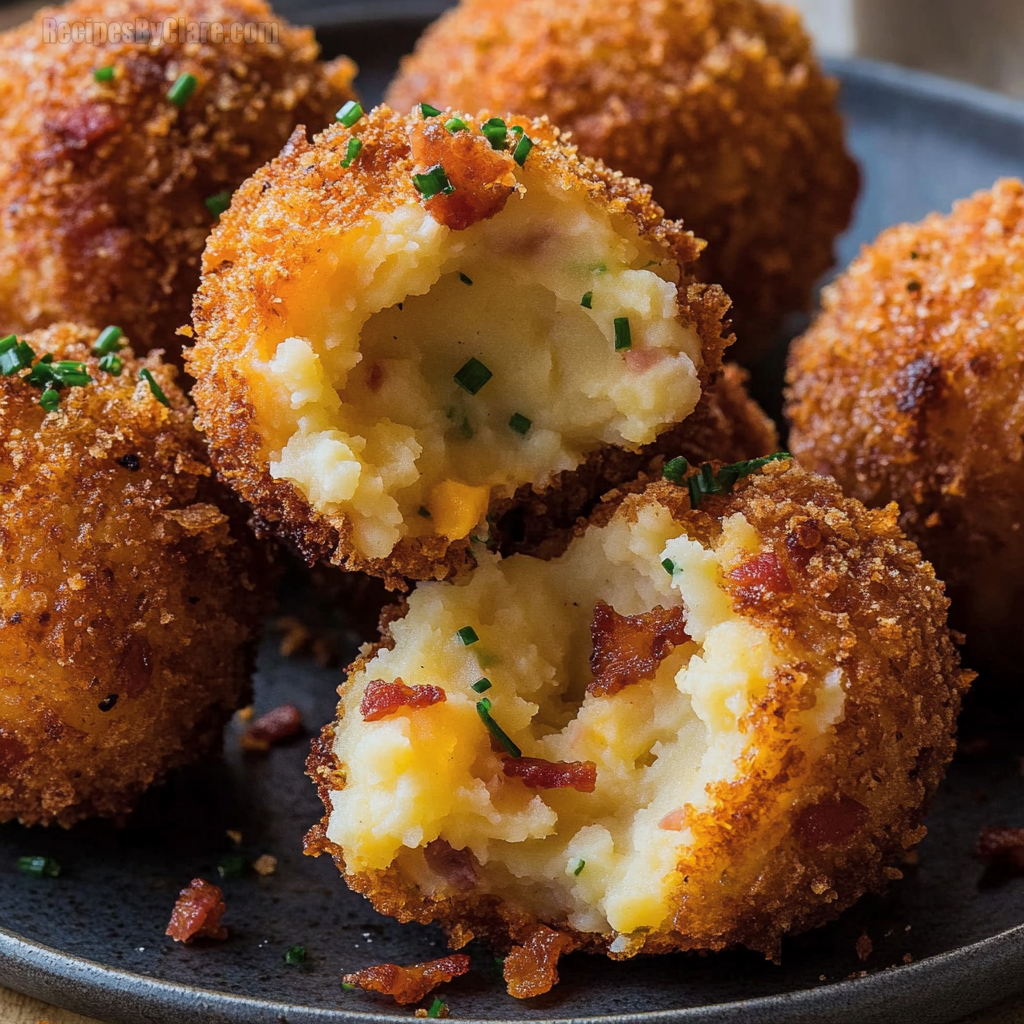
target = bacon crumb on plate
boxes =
[974,826,1024,870]
[343,954,471,1004]
[240,704,304,751]
[504,926,576,998]
[166,879,228,943]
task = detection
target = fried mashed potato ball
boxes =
[387,0,859,352]
[307,459,970,989]
[0,323,265,826]
[189,105,735,585]
[0,0,356,356]
[786,178,1024,679]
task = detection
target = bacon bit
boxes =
[366,362,386,392]
[588,601,690,696]
[658,807,689,831]
[503,925,575,999]
[424,839,478,891]
[239,704,303,751]
[794,795,868,849]
[0,729,28,774]
[359,679,446,722]
[343,954,471,1005]
[165,879,228,943]
[117,634,153,699]
[412,119,517,231]
[46,102,121,148]
[502,756,597,793]
[974,826,1024,870]
[726,552,792,603]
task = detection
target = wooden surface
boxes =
[0,987,101,1024]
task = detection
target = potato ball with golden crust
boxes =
[0,323,266,827]
[387,0,859,354]
[306,458,970,991]
[188,104,735,586]
[0,0,356,357]
[786,178,1024,680]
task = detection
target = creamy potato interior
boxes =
[325,502,847,941]
[252,169,703,559]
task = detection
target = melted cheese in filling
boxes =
[325,505,847,939]
[252,170,703,559]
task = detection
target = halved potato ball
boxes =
[387,0,859,353]
[0,0,356,355]
[786,178,1024,679]
[306,458,970,989]
[0,323,265,826]
[188,105,734,584]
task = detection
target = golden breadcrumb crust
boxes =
[307,460,970,969]
[0,0,355,357]
[0,323,266,826]
[786,178,1024,679]
[188,105,733,586]
[386,0,859,354]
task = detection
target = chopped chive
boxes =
[589,261,607,274]
[139,368,170,407]
[335,100,363,128]
[581,291,593,309]
[419,102,442,118]
[413,164,455,200]
[418,506,432,518]
[93,325,123,355]
[481,116,508,150]
[39,387,60,412]
[456,626,479,646]
[454,357,492,395]
[686,452,792,510]
[341,137,363,168]
[458,272,473,285]
[427,997,447,1018]
[93,65,114,82]
[26,359,91,389]
[662,558,676,576]
[512,131,534,166]
[217,855,246,879]
[688,475,703,510]
[571,857,586,876]
[98,353,123,376]
[17,855,61,878]
[284,945,307,965]
[342,982,356,991]
[614,316,632,351]
[662,456,689,484]
[205,190,231,219]
[508,412,531,436]
[167,72,198,108]
[0,336,35,375]
[472,677,492,693]
[445,116,469,134]
[476,697,521,757]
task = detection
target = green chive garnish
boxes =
[508,412,531,436]
[459,272,473,285]
[662,456,689,484]
[17,855,61,878]
[687,475,703,509]
[39,388,60,412]
[341,137,362,168]
[472,678,492,693]
[589,261,607,274]
[93,65,115,82]
[662,558,675,576]
[167,73,198,108]
[0,336,34,375]
[420,102,442,118]
[217,855,245,879]
[284,945,307,965]
[413,164,455,200]
[572,857,585,876]
[342,982,356,991]
[512,132,534,166]
[140,368,170,407]
[456,626,479,646]
[481,117,508,150]
[686,452,792,509]
[93,325,123,355]
[98,353,123,376]
[205,190,231,219]
[26,359,91,389]
[581,292,593,309]
[476,698,521,757]
[445,116,469,134]
[614,317,632,351]
[427,998,446,1018]
[454,357,492,395]
[335,100,363,128]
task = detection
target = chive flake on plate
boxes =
[508,412,531,436]
[445,116,469,134]
[205,190,231,219]
[456,625,479,646]
[342,982,356,992]
[335,100,363,128]
[481,116,508,150]
[459,272,473,285]
[17,855,61,878]
[472,677,492,693]
[140,368,170,407]
[217,855,245,879]
[512,131,534,166]
[420,102,442,118]
[476,697,521,757]
[166,72,197,108]
[0,335,34,375]
[662,558,676,576]
[93,325,123,355]
[614,316,632,351]
[572,857,586,876]
[454,357,492,395]
[581,291,593,309]
[427,997,447,1018]
[662,456,689,484]
[98,353,123,376]
[93,65,115,82]
[413,164,455,200]
[341,137,363,169]
[284,945,307,965]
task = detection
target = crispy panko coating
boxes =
[387,0,859,354]
[0,0,355,356]
[0,323,265,826]
[786,178,1024,679]
[189,104,734,585]
[306,459,970,989]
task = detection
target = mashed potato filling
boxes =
[325,504,847,940]
[254,171,703,559]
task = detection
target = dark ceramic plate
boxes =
[4,9,1024,1024]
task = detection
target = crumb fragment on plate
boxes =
[166,878,228,943]
[253,854,278,876]
[503,926,576,998]
[974,826,1024,870]
[343,954,470,1004]
[240,704,303,751]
